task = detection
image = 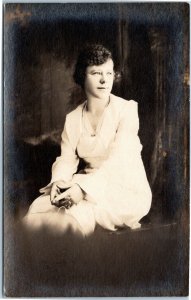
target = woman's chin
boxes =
[94,90,111,100]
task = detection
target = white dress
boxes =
[27,94,152,236]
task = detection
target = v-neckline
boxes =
[82,100,110,137]
[85,111,105,136]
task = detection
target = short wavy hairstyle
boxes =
[73,44,114,89]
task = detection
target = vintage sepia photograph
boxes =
[3,2,189,297]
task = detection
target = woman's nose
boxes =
[100,74,106,84]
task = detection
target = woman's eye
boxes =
[91,71,101,75]
[91,71,113,75]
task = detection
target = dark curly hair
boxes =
[73,44,114,89]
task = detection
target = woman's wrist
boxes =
[63,184,84,205]
[75,184,86,197]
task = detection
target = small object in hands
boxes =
[59,197,73,209]
[54,194,74,209]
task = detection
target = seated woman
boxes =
[23,44,152,237]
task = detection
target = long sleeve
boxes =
[73,100,147,202]
[50,121,79,183]
[39,115,79,193]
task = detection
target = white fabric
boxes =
[28,94,152,235]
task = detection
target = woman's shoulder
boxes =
[66,101,86,120]
[110,94,138,113]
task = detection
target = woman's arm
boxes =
[39,114,79,195]
[51,120,79,184]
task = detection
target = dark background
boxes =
[4,3,189,297]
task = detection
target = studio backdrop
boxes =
[4,3,189,297]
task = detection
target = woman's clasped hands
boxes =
[50,181,84,209]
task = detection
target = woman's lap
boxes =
[25,189,150,235]
[28,195,58,214]
[26,194,96,236]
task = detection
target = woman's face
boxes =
[84,58,114,100]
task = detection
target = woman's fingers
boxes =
[50,180,69,203]
[52,191,74,209]
[50,183,61,203]
[53,191,69,202]
[51,184,83,207]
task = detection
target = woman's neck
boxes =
[86,96,110,115]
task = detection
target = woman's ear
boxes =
[114,71,122,83]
